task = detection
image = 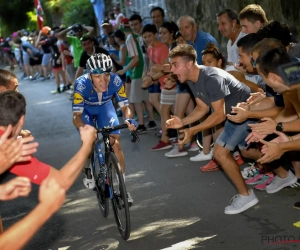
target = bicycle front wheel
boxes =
[92,141,109,218]
[107,152,131,240]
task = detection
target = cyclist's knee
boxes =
[109,135,121,151]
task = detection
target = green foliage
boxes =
[61,0,95,26]
[0,0,34,33]
[27,10,39,32]
[44,0,95,26]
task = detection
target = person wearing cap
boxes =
[116,18,151,133]
[101,19,114,47]
[57,23,94,70]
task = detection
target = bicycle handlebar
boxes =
[96,123,140,142]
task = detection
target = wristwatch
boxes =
[276,122,284,132]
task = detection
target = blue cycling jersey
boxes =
[72,72,128,113]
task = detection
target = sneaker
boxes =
[165,145,188,158]
[224,189,259,215]
[151,140,172,151]
[23,76,30,80]
[50,88,61,94]
[254,174,274,190]
[69,93,74,100]
[82,166,95,189]
[127,192,133,206]
[37,76,46,81]
[241,163,256,175]
[187,142,200,152]
[65,89,74,94]
[190,150,212,162]
[143,111,148,118]
[233,151,244,166]
[266,171,297,194]
[241,164,260,179]
[290,178,300,188]
[293,201,300,210]
[200,158,220,172]
[245,174,265,185]
[146,121,157,130]
[137,125,147,134]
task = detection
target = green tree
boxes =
[44,0,95,27]
[0,0,34,34]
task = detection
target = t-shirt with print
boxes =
[67,36,83,67]
[147,41,169,89]
[125,33,144,79]
[187,66,251,115]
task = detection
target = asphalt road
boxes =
[1,71,300,250]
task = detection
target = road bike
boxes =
[87,119,139,240]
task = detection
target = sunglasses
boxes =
[250,56,256,68]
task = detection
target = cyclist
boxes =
[72,53,137,204]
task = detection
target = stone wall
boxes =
[165,0,300,51]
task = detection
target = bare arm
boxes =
[83,25,94,37]
[75,67,84,81]
[182,98,210,125]
[121,55,139,72]
[0,177,65,250]
[34,31,42,47]
[72,112,85,129]
[114,45,126,66]
[57,27,72,41]
[189,98,226,135]
[121,105,132,119]
[246,106,284,120]
[229,71,262,92]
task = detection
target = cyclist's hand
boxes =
[39,177,66,212]
[125,118,138,131]
[166,115,184,129]
[79,125,96,145]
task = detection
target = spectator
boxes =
[239,4,268,34]
[166,44,258,214]
[116,18,149,133]
[141,24,174,150]
[113,5,125,30]
[150,6,165,30]
[57,23,95,70]
[75,35,110,81]
[217,8,246,66]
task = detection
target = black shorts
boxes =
[126,75,131,83]
[29,54,43,66]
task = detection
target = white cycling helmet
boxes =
[86,53,113,74]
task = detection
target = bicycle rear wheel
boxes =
[107,152,131,240]
[92,141,109,218]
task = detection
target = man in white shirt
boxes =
[217,8,246,66]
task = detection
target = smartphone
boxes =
[278,61,300,86]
